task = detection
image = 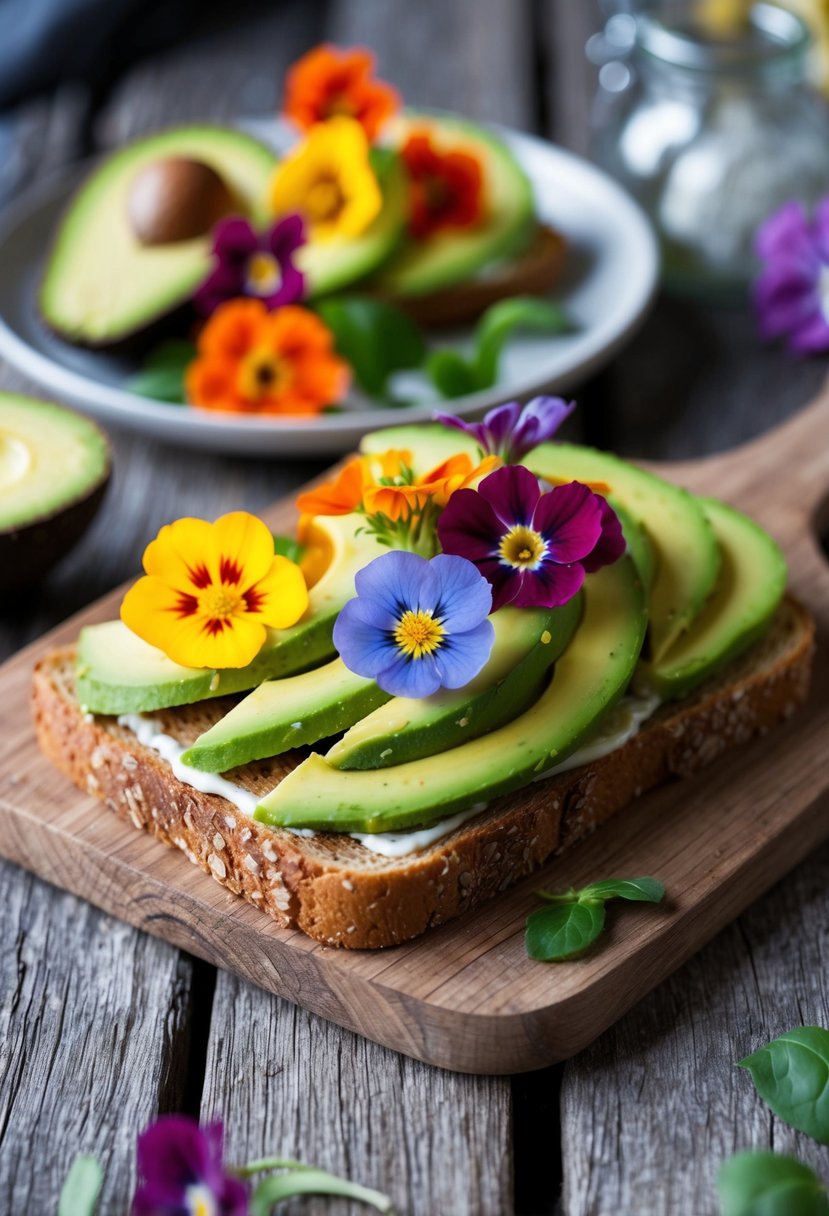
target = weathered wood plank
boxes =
[540,0,599,153]
[200,970,514,1216]
[561,844,829,1216]
[0,862,194,1212]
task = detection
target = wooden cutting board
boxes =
[1,390,827,1075]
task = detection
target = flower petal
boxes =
[376,650,443,698]
[428,553,493,630]
[580,497,626,573]
[437,487,502,563]
[477,465,542,528]
[509,396,575,459]
[212,216,259,260]
[481,401,522,450]
[268,212,306,258]
[352,551,432,617]
[141,518,218,593]
[532,481,603,564]
[433,618,495,688]
[135,1115,215,1191]
[511,560,585,609]
[333,597,399,677]
[245,556,309,629]
[211,511,279,588]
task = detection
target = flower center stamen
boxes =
[185,1183,218,1216]
[245,251,282,296]
[307,174,346,222]
[200,585,244,620]
[393,609,445,659]
[238,348,290,400]
[499,525,547,570]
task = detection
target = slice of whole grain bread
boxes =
[32,596,814,949]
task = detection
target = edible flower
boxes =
[194,215,305,316]
[186,299,349,416]
[754,197,829,354]
[132,1115,248,1216]
[434,396,576,463]
[437,465,625,611]
[282,44,400,141]
[269,116,382,242]
[333,551,495,697]
[400,128,484,239]
[121,511,308,669]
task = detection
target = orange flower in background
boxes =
[363,453,499,520]
[121,512,309,669]
[401,129,485,240]
[283,44,400,140]
[186,299,349,416]
[295,457,366,517]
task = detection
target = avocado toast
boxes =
[31,404,815,948]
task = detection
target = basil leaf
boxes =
[739,1027,829,1144]
[579,877,666,904]
[273,535,304,563]
[425,349,481,399]
[58,1155,103,1216]
[718,1151,829,1216]
[474,296,570,387]
[250,1169,393,1214]
[317,296,425,397]
[126,339,195,404]
[525,899,605,961]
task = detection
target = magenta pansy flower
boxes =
[132,1116,248,1216]
[434,396,576,464]
[754,198,829,354]
[437,465,625,612]
[333,551,494,697]
[194,214,306,316]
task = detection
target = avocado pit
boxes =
[127,156,237,246]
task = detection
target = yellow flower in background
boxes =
[269,116,382,241]
[696,0,829,93]
[121,512,308,669]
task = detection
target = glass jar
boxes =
[594,3,829,301]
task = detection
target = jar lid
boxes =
[638,2,810,73]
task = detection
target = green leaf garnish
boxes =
[316,296,425,398]
[126,339,195,404]
[718,1151,829,1216]
[249,1168,393,1214]
[273,534,304,564]
[526,875,665,962]
[58,1155,103,1216]
[738,1027,829,1144]
[427,296,571,399]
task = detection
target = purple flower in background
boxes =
[754,199,829,355]
[132,1116,248,1216]
[194,215,305,315]
[333,551,494,697]
[434,396,576,464]
[437,465,625,612]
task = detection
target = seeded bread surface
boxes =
[32,597,814,949]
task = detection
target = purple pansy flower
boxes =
[437,465,625,612]
[754,198,829,354]
[194,215,306,316]
[333,551,495,698]
[434,396,576,464]
[132,1116,248,1216]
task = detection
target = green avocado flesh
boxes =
[0,394,108,530]
[638,497,787,700]
[326,594,583,770]
[362,425,720,664]
[181,658,390,773]
[41,126,277,344]
[254,553,647,833]
[375,112,535,296]
[76,514,385,715]
[300,151,409,297]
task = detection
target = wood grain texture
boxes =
[1,389,826,1074]
[0,861,193,1212]
[561,843,829,1216]
[201,971,513,1215]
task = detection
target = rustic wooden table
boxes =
[1,3,827,1213]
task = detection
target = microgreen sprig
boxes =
[525,876,665,962]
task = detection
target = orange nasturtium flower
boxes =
[186,299,349,416]
[269,116,382,242]
[401,128,485,240]
[282,44,400,141]
[121,512,308,669]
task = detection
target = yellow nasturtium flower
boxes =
[121,512,308,669]
[269,115,382,241]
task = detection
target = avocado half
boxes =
[0,393,111,591]
[40,125,278,347]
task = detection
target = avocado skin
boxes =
[0,472,109,592]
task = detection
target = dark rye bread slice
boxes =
[32,596,814,949]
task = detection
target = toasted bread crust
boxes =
[32,598,814,949]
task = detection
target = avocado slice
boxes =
[361,425,719,664]
[254,553,647,833]
[41,125,277,345]
[76,513,386,715]
[639,497,787,700]
[326,596,582,770]
[375,112,535,296]
[300,150,410,297]
[0,393,110,590]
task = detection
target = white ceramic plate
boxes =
[0,121,657,455]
